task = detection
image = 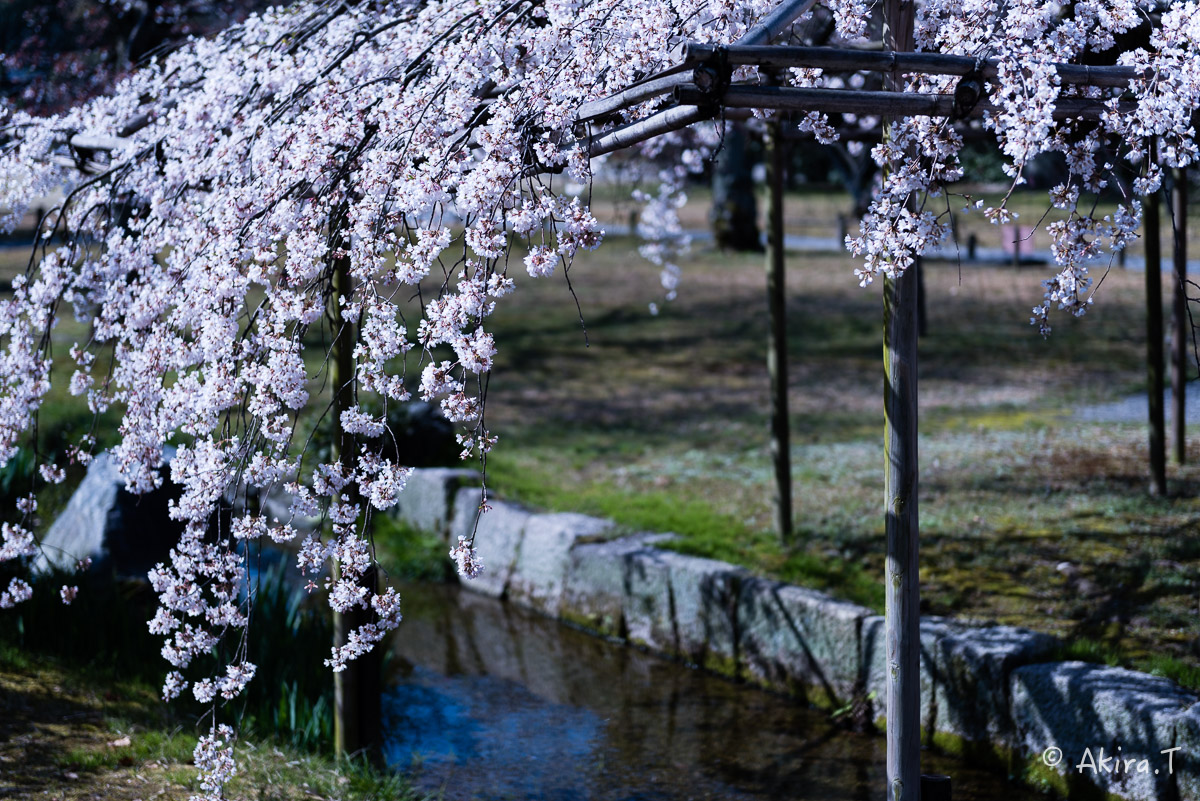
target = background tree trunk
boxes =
[1146,190,1167,495]
[710,123,764,252]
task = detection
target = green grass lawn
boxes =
[0,645,422,801]
[2,188,1198,689]
[474,229,1200,685]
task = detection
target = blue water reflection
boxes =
[383,584,1041,801]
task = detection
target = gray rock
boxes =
[658,550,747,673]
[397,468,480,540]
[507,512,613,615]
[560,533,673,637]
[930,624,1058,750]
[738,579,870,705]
[1174,702,1200,801]
[1010,662,1195,801]
[454,495,532,598]
[36,450,183,577]
[380,401,459,467]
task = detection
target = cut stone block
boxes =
[507,512,613,615]
[658,551,747,673]
[1010,662,1195,801]
[396,468,480,540]
[451,496,532,598]
[930,624,1058,751]
[36,449,182,577]
[560,533,673,637]
[1174,702,1200,801]
[738,578,871,706]
[861,615,973,731]
[622,548,676,653]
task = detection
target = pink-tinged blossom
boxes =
[0,0,1194,797]
[0,523,36,562]
[162,670,188,702]
[450,536,485,579]
[192,724,237,800]
[0,578,32,609]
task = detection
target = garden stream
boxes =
[383,583,1042,801]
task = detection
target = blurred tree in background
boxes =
[0,0,270,113]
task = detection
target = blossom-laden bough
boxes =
[0,0,1198,797]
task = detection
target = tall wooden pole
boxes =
[915,255,927,338]
[331,229,381,760]
[1172,168,1188,464]
[765,117,793,543]
[883,1,920,800]
[1146,190,1167,495]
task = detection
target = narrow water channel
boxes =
[385,583,1044,801]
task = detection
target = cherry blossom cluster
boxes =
[840,0,1197,335]
[0,0,1196,797]
[192,724,237,800]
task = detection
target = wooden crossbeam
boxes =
[674,84,1132,121]
[736,0,819,47]
[684,42,1146,88]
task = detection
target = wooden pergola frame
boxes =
[31,0,1191,796]
[572,3,1187,800]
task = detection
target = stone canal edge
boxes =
[398,468,1199,801]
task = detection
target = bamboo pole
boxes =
[583,104,710,158]
[673,84,1129,121]
[572,40,1143,135]
[735,0,819,46]
[764,117,793,543]
[882,0,921,799]
[1172,168,1188,464]
[683,43,1144,88]
[1146,190,1167,495]
[576,67,693,123]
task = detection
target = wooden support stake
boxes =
[1172,169,1188,464]
[915,256,927,338]
[765,118,793,544]
[884,263,921,801]
[883,1,921,800]
[331,237,382,761]
[1146,190,1167,496]
[921,774,953,801]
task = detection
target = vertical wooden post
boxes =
[331,225,381,761]
[883,2,920,800]
[921,774,952,801]
[765,117,793,543]
[1172,168,1188,464]
[883,268,921,801]
[915,256,927,338]
[1146,191,1167,496]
